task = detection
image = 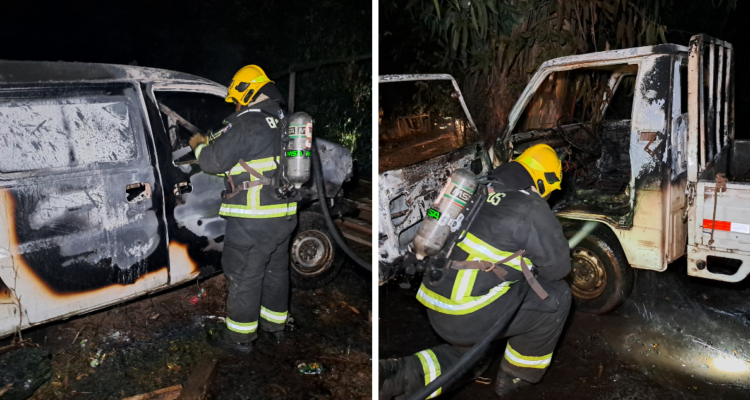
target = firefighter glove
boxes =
[189,133,208,150]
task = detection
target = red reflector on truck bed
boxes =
[703,219,750,234]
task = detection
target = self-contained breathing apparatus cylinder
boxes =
[283,112,313,188]
[413,168,478,260]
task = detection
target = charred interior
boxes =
[508,64,639,218]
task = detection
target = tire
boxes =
[290,211,345,289]
[563,225,633,314]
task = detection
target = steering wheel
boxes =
[555,117,601,155]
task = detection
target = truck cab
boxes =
[380,34,742,314]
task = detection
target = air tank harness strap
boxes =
[222,159,274,200]
[449,250,549,300]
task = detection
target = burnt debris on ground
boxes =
[1,263,371,400]
[380,258,750,399]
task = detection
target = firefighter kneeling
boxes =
[380,144,572,398]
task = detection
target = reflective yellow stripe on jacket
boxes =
[217,156,297,219]
[456,232,533,271]
[196,145,296,219]
[416,232,529,315]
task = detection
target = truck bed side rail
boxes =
[687,34,734,178]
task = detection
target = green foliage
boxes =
[406,0,733,140]
[228,0,372,179]
[294,61,372,179]
[414,0,671,74]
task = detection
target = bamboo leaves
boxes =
[409,0,680,140]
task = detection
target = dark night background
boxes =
[0,0,372,178]
[380,0,747,139]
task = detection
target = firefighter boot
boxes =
[259,319,286,344]
[379,356,425,400]
[379,358,409,400]
[207,326,254,354]
[494,370,530,397]
[265,330,285,344]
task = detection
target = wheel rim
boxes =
[291,230,334,276]
[569,248,607,300]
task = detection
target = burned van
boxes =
[0,60,352,338]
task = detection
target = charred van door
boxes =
[0,83,169,336]
[142,85,228,284]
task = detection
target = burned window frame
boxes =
[511,65,639,135]
[152,87,229,162]
[151,84,228,164]
[0,82,149,180]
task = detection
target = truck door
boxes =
[0,83,170,336]
[685,34,750,282]
[665,57,689,262]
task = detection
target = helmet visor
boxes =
[235,82,250,92]
[544,171,560,185]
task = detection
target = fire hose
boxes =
[311,139,371,271]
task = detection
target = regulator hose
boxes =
[312,139,371,271]
[407,284,530,400]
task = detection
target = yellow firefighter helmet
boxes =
[225,65,273,106]
[513,144,562,196]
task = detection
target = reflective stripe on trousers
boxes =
[415,350,442,399]
[504,343,552,369]
[260,306,288,323]
[226,317,258,334]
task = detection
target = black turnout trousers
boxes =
[394,280,571,399]
[221,216,297,342]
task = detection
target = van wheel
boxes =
[564,226,633,314]
[290,211,345,289]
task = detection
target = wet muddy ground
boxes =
[380,258,750,399]
[4,258,371,399]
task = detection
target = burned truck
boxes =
[0,60,353,338]
[380,34,748,314]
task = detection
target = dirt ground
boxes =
[379,131,456,173]
[380,258,750,399]
[4,259,371,400]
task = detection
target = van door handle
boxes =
[126,182,152,203]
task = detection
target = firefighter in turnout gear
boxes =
[190,65,296,353]
[380,144,572,398]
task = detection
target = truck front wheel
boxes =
[564,226,633,314]
[290,211,345,289]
